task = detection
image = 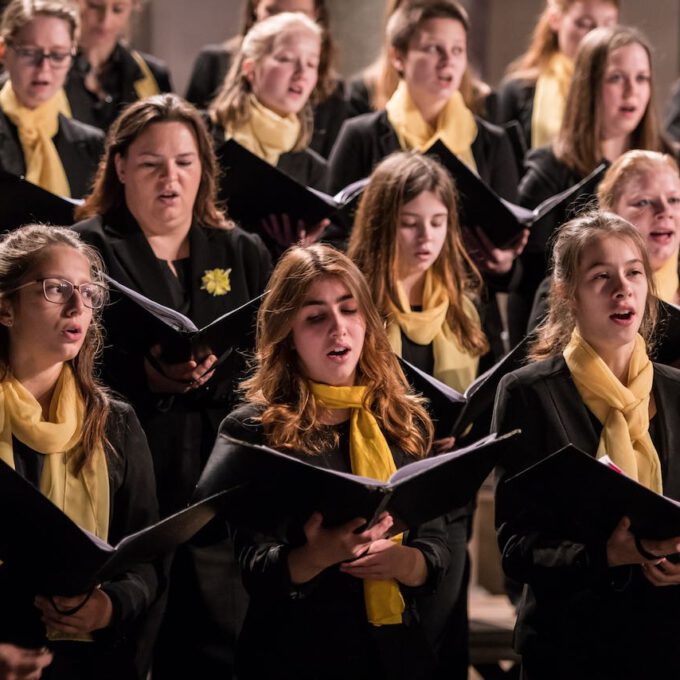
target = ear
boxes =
[389,47,405,76]
[114,153,125,184]
[0,299,14,328]
[0,39,6,64]
[242,57,256,85]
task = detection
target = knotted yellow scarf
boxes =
[531,51,574,149]
[653,249,680,304]
[226,95,301,166]
[386,80,478,172]
[563,329,662,493]
[0,365,109,642]
[386,271,479,392]
[309,382,405,626]
[130,50,161,100]
[0,81,71,197]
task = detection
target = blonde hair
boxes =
[348,152,488,356]
[598,149,680,211]
[242,244,434,458]
[210,12,322,151]
[530,211,658,360]
[1,0,79,44]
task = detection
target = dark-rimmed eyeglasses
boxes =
[6,41,75,69]
[11,278,107,310]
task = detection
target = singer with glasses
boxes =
[10,277,107,309]
[0,0,104,199]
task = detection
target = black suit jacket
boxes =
[493,77,535,151]
[65,43,173,131]
[492,355,680,676]
[0,109,104,199]
[74,207,272,514]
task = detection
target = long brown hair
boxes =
[242,245,434,457]
[529,211,658,360]
[348,152,488,356]
[0,225,110,473]
[76,94,227,227]
[209,12,321,152]
[239,0,338,101]
[506,0,619,81]
[555,25,673,177]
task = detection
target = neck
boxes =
[81,39,117,70]
[145,230,191,262]
[409,88,447,128]
[399,269,426,307]
[600,135,630,164]
[319,407,351,425]
[9,355,64,418]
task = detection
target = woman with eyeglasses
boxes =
[64,0,172,133]
[0,0,104,199]
[0,224,160,680]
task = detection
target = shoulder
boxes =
[57,114,105,145]
[339,110,388,137]
[497,76,535,101]
[475,116,509,141]
[72,214,107,240]
[498,355,569,392]
[219,402,266,445]
[653,361,680,388]
[136,50,170,75]
[200,222,267,255]
[104,397,143,446]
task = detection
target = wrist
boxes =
[395,546,427,587]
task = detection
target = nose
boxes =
[656,197,674,217]
[65,287,86,315]
[328,309,347,337]
[160,160,178,180]
[612,272,633,298]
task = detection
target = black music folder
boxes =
[425,140,606,250]
[104,274,262,364]
[0,459,233,596]
[0,170,79,232]
[215,139,368,229]
[194,430,518,536]
[398,334,530,442]
[504,445,680,543]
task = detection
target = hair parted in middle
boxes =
[210,12,322,152]
[242,244,434,458]
[76,93,227,228]
[554,25,674,177]
[529,210,658,361]
[347,151,488,357]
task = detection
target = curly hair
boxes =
[242,244,434,457]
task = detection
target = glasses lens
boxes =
[80,284,105,309]
[14,46,72,68]
[43,278,73,304]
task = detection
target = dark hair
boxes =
[0,225,110,473]
[76,94,227,227]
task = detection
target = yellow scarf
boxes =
[531,51,574,149]
[0,82,71,197]
[226,95,300,166]
[386,271,479,392]
[309,382,405,626]
[653,249,680,304]
[563,329,662,493]
[386,80,478,172]
[130,50,161,99]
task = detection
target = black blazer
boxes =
[327,109,519,202]
[665,77,680,143]
[0,109,104,199]
[221,403,449,680]
[493,355,680,677]
[186,41,348,159]
[74,207,272,514]
[65,43,173,131]
[493,77,535,151]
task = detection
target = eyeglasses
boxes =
[11,278,107,310]
[6,42,75,69]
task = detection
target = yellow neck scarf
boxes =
[386,271,479,392]
[531,51,574,149]
[226,95,300,166]
[653,249,679,304]
[386,80,478,172]
[130,50,161,100]
[309,382,405,626]
[0,82,71,197]
[563,329,662,493]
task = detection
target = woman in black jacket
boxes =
[221,244,449,680]
[494,211,680,679]
[0,224,160,680]
[73,94,271,680]
[0,0,103,199]
[64,0,172,132]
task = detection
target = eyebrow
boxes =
[137,151,197,157]
[301,293,354,307]
[585,258,644,270]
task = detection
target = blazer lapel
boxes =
[0,112,26,178]
[377,113,402,157]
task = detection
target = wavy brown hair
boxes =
[554,25,674,178]
[597,149,680,211]
[348,152,488,356]
[76,94,227,227]
[239,0,338,101]
[529,211,658,360]
[242,245,434,457]
[0,225,111,474]
[506,0,619,81]
[210,12,321,152]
